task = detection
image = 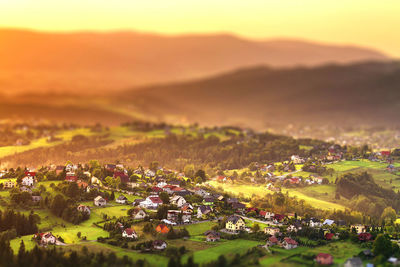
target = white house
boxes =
[116,195,128,204]
[122,228,138,239]
[21,176,35,186]
[170,195,186,207]
[36,232,57,245]
[94,196,107,207]
[139,195,163,209]
[77,204,91,215]
[131,208,147,220]
[194,188,210,198]
[152,240,167,250]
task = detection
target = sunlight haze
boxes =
[1,0,399,56]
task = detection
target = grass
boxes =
[177,221,218,236]
[182,239,262,265]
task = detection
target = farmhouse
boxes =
[94,196,107,207]
[21,176,35,186]
[259,211,275,220]
[122,228,138,239]
[351,224,366,234]
[204,230,220,242]
[130,207,147,220]
[152,240,167,250]
[264,227,280,236]
[267,236,279,246]
[170,195,186,207]
[139,196,163,209]
[65,175,77,182]
[167,210,181,222]
[77,204,91,214]
[194,188,210,198]
[316,253,333,265]
[282,237,298,249]
[197,205,212,219]
[116,195,128,204]
[35,232,57,245]
[225,215,245,232]
[182,211,192,223]
[3,180,16,189]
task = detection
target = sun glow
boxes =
[0,0,399,56]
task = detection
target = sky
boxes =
[0,0,399,56]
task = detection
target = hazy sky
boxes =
[1,0,399,56]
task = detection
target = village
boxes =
[1,146,400,267]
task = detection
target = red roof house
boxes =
[316,253,333,265]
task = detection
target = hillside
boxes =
[124,61,400,128]
[0,29,388,94]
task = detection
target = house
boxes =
[116,195,128,204]
[325,233,334,240]
[273,214,285,223]
[151,186,163,194]
[173,187,191,197]
[114,171,129,183]
[264,227,280,236]
[181,203,194,213]
[287,224,302,233]
[122,228,138,239]
[259,211,275,220]
[182,211,192,223]
[139,196,163,209]
[94,196,107,207]
[25,171,36,178]
[167,210,181,222]
[197,205,212,218]
[204,230,220,242]
[77,204,91,215]
[323,219,335,226]
[170,195,186,207]
[130,207,147,220]
[344,257,363,267]
[35,232,57,245]
[163,185,177,194]
[291,155,304,164]
[225,215,245,232]
[268,236,279,246]
[77,181,88,189]
[3,180,16,189]
[155,224,170,234]
[358,233,372,242]
[21,176,35,186]
[152,240,167,250]
[231,202,246,212]
[105,164,116,171]
[316,253,333,265]
[227,198,238,205]
[65,175,77,182]
[282,237,298,249]
[32,195,42,202]
[308,218,322,228]
[351,224,366,234]
[194,188,210,198]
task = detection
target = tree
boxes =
[159,192,170,204]
[110,191,115,201]
[373,234,393,258]
[381,207,396,225]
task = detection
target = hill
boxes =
[123,61,400,128]
[0,29,387,94]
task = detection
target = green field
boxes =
[182,239,262,265]
[259,241,363,266]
